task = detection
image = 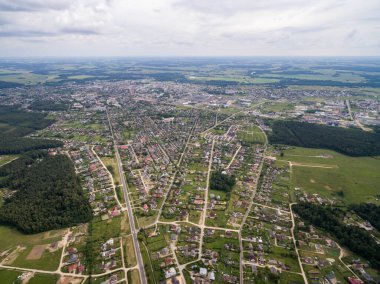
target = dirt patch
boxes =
[26,244,46,260]
[326,258,335,263]
[57,276,82,284]
[2,245,26,265]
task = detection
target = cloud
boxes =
[0,0,73,12]
[0,0,379,56]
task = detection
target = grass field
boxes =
[0,268,22,284]
[0,155,18,167]
[124,235,137,267]
[11,246,62,271]
[277,147,380,205]
[260,102,295,113]
[128,269,141,284]
[28,273,59,284]
[100,156,121,185]
[188,75,280,84]
[237,125,266,144]
[0,226,64,252]
[92,216,121,242]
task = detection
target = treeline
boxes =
[0,106,62,154]
[349,203,380,231]
[269,120,380,156]
[0,154,92,233]
[0,106,55,135]
[210,170,236,192]
[0,137,62,155]
[293,203,380,268]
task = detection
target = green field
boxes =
[237,125,266,144]
[0,268,22,284]
[260,102,295,113]
[0,155,18,167]
[11,246,62,271]
[0,226,64,252]
[28,273,59,284]
[277,147,380,205]
[188,75,279,84]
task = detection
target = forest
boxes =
[293,203,380,268]
[210,170,236,192]
[0,137,63,155]
[349,203,380,231]
[0,106,62,153]
[269,120,380,156]
[0,153,92,233]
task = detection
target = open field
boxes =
[28,273,59,284]
[124,235,137,267]
[259,101,295,113]
[0,226,64,252]
[26,244,46,260]
[237,125,266,144]
[12,245,62,271]
[0,226,64,271]
[0,155,18,167]
[277,147,380,205]
[128,268,141,284]
[100,156,121,185]
[0,268,22,284]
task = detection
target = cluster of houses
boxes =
[297,191,337,206]
[70,145,121,218]
[63,231,86,274]
[255,159,290,210]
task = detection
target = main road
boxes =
[106,109,147,284]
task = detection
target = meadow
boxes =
[277,147,380,205]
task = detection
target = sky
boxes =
[0,0,379,57]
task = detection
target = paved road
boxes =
[107,109,147,284]
[289,203,308,284]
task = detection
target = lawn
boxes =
[277,147,380,205]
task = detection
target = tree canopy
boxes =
[0,154,92,234]
[210,170,236,192]
[293,203,380,268]
[269,120,380,157]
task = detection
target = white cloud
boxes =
[0,0,379,56]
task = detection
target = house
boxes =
[165,267,177,279]
[199,267,207,277]
[270,267,278,275]
[68,254,79,263]
[67,263,78,273]
[347,277,364,284]
[208,271,216,280]
[325,271,337,284]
